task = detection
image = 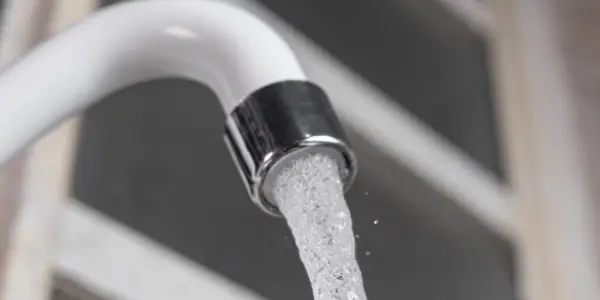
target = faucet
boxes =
[0,0,356,216]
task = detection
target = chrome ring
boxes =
[224,81,357,216]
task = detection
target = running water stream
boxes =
[273,153,367,300]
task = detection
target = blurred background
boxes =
[1,1,598,300]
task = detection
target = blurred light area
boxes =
[55,202,267,300]
[436,0,491,34]
[164,26,198,40]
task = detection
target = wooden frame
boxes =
[491,1,600,299]
[0,1,97,299]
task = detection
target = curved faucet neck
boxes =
[0,0,305,166]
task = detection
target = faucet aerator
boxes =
[224,80,357,216]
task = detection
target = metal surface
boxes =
[225,81,356,215]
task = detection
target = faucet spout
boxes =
[0,0,356,214]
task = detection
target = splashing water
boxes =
[273,153,367,300]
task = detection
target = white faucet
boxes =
[0,0,356,215]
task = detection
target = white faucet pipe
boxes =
[0,0,306,167]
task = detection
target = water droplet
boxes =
[373,219,379,225]
[364,191,369,195]
[365,250,371,256]
[355,234,360,239]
